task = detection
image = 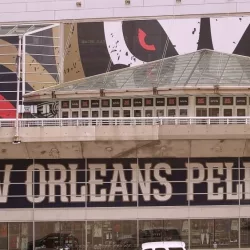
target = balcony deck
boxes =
[0,116,249,159]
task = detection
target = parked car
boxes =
[27,233,79,250]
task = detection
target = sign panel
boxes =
[101,99,110,108]
[123,99,131,107]
[223,97,234,105]
[167,98,176,106]
[71,100,79,109]
[81,100,89,108]
[156,98,165,106]
[61,101,69,109]
[0,158,249,208]
[179,97,189,106]
[209,97,220,106]
[91,100,100,108]
[133,98,142,107]
[236,97,247,105]
[144,98,154,107]
[112,99,120,107]
[196,97,206,106]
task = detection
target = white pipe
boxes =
[15,35,22,138]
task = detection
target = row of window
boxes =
[1,219,250,250]
[61,96,250,110]
[62,108,188,118]
[61,97,189,109]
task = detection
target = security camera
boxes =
[12,136,21,145]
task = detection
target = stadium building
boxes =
[1,14,250,250]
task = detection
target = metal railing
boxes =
[0,117,250,127]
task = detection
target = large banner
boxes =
[0,158,249,208]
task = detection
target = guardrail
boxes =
[0,117,250,127]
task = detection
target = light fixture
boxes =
[52,91,56,99]
[12,136,21,145]
[125,0,131,5]
[153,87,158,95]
[76,1,82,7]
[100,88,105,97]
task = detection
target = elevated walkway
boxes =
[1,116,250,159]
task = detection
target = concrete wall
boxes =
[1,125,250,158]
[1,0,250,23]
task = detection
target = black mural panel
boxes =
[122,20,178,62]
[0,158,248,209]
[77,22,127,77]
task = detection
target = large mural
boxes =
[1,17,250,118]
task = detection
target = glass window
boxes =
[180,109,188,117]
[157,109,164,117]
[87,221,136,250]
[214,219,238,248]
[237,109,246,116]
[241,218,250,248]
[113,110,120,117]
[35,222,84,250]
[209,108,219,117]
[82,111,88,117]
[145,110,153,117]
[72,111,79,118]
[168,109,176,117]
[102,111,109,117]
[0,223,7,250]
[9,223,32,250]
[139,220,186,246]
[224,109,233,116]
[124,110,130,117]
[134,110,142,117]
[62,111,69,118]
[191,219,213,249]
[196,108,207,117]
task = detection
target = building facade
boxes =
[0,12,250,250]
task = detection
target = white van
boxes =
[142,241,186,250]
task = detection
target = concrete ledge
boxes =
[9,124,250,142]
[0,125,248,158]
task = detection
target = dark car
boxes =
[27,233,79,250]
[139,228,182,243]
